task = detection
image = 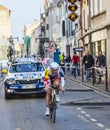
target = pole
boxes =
[88,0,92,55]
[27,43,28,57]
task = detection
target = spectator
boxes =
[96,50,106,67]
[96,50,106,81]
[82,50,94,81]
[62,52,65,60]
[65,53,71,71]
[59,52,65,74]
[71,52,80,76]
[53,49,60,65]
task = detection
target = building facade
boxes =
[24,21,41,57]
[78,0,110,79]
[0,5,11,59]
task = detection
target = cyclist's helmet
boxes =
[50,62,59,70]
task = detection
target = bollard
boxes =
[82,67,84,82]
[105,66,108,91]
[92,67,95,85]
[74,67,76,79]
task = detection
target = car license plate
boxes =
[22,85,36,89]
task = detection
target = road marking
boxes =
[81,111,86,114]
[77,107,108,129]
[85,114,91,117]
[97,123,105,128]
[77,107,82,110]
[90,118,97,122]
[78,114,89,122]
[15,128,22,130]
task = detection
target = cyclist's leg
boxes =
[54,79,60,102]
[54,79,60,94]
[45,87,52,116]
[46,88,52,107]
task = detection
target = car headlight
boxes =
[6,79,16,85]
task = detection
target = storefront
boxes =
[92,29,107,57]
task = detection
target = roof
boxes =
[11,58,42,64]
[0,5,9,11]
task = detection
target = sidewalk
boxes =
[60,70,110,106]
[64,69,110,96]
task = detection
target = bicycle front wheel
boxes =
[52,95,57,123]
[52,109,56,123]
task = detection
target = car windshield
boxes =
[9,62,45,73]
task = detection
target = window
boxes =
[91,0,103,16]
[9,62,45,73]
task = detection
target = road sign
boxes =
[67,0,77,4]
[68,4,78,12]
[68,13,78,21]
[73,48,83,52]
[67,0,78,22]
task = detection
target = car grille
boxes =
[15,88,43,92]
[17,79,39,84]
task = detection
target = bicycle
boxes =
[49,85,58,123]
[94,67,103,84]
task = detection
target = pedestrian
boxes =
[82,50,94,81]
[65,53,71,71]
[96,50,106,67]
[59,52,65,74]
[62,52,65,60]
[53,49,60,65]
[96,50,106,81]
[71,52,80,76]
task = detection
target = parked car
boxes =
[2,58,45,99]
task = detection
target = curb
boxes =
[65,76,110,97]
[65,89,93,92]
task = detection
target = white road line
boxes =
[80,111,86,114]
[77,107,82,110]
[15,128,22,130]
[90,118,97,122]
[105,129,110,130]
[97,123,105,128]
[85,114,91,117]
[78,114,89,122]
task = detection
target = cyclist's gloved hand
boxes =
[61,87,65,93]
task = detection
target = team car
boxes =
[2,58,45,99]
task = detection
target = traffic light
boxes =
[67,0,78,22]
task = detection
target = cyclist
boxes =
[44,62,65,116]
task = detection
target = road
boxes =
[0,79,110,130]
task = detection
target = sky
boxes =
[0,0,44,41]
